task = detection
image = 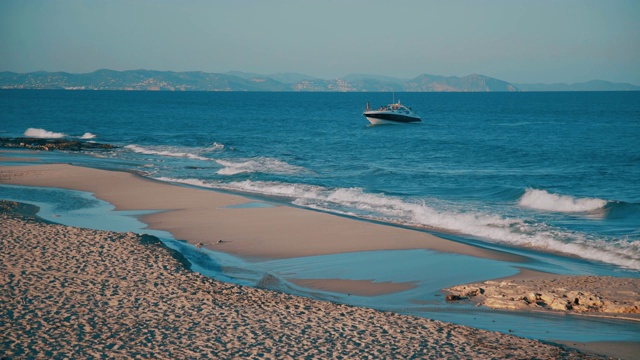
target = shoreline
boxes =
[443,272,640,322]
[0,200,613,358]
[0,163,522,263]
[1,162,639,355]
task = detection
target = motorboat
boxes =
[363,100,421,125]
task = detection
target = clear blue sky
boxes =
[1,0,639,84]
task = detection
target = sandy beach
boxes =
[1,162,639,358]
[0,200,607,359]
[0,163,522,263]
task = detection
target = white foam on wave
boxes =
[151,176,639,270]
[518,189,608,213]
[125,144,210,161]
[156,177,211,188]
[210,142,225,150]
[24,128,67,138]
[215,158,308,176]
[125,144,305,176]
[80,132,96,139]
[214,180,640,271]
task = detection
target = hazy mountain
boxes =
[515,80,640,92]
[225,71,317,84]
[1,70,637,92]
[268,72,319,84]
[405,74,518,92]
[342,74,407,92]
[0,69,290,91]
[223,71,265,79]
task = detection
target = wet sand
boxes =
[1,162,639,358]
[0,201,606,359]
[0,163,522,264]
[0,149,40,162]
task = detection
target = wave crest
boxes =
[125,144,210,161]
[216,158,308,175]
[222,180,640,270]
[80,132,96,139]
[24,128,67,138]
[518,189,608,213]
[152,177,639,270]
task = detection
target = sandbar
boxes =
[0,201,606,359]
[0,163,522,262]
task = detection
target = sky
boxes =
[1,0,639,84]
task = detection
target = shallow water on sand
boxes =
[2,90,639,271]
[1,184,638,343]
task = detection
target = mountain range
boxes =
[1,69,638,92]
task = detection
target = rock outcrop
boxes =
[0,137,115,151]
[444,276,640,320]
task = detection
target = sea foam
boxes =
[125,144,210,161]
[518,189,608,213]
[24,128,67,139]
[216,180,640,270]
[215,158,308,176]
[152,176,639,270]
[80,132,96,139]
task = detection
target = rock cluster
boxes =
[445,277,640,320]
[0,137,114,151]
[0,201,604,359]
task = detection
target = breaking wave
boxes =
[210,142,225,150]
[80,132,96,139]
[125,144,211,161]
[518,189,608,213]
[155,177,211,188]
[215,158,308,176]
[154,177,639,270]
[124,144,305,176]
[24,128,67,138]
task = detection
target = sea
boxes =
[1,90,639,343]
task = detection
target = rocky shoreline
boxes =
[444,276,640,322]
[0,200,607,359]
[0,137,115,152]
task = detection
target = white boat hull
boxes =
[362,101,422,125]
[363,112,422,125]
[365,116,414,125]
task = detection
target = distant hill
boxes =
[341,74,407,92]
[1,69,637,92]
[405,74,518,92]
[0,69,291,91]
[224,71,318,84]
[515,80,640,92]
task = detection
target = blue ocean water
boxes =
[2,90,638,272]
[2,90,640,342]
